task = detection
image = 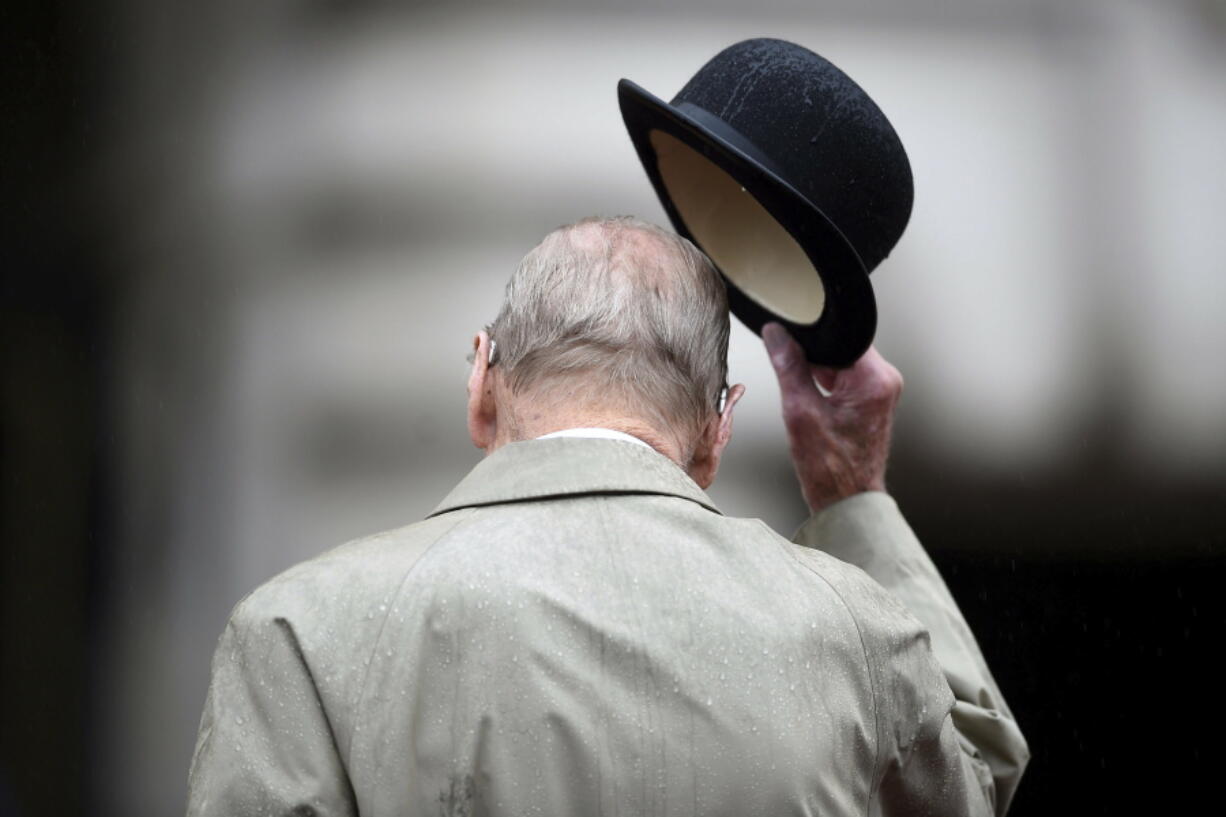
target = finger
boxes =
[762,323,819,401]
[811,366,838,394]
[844,345,903,401]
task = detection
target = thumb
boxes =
[763,323,817,399]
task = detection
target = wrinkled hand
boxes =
[763,323,904,514]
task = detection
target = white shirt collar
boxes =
[535,427,653,450]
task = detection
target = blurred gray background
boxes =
[4,0,1224,815]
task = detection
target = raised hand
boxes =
[763,323,904,513]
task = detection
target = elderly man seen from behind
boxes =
[187,215,1029,817]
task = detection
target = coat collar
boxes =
[429,437,722,517]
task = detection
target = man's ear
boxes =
[467,331,499,452]
[687,383,746,489]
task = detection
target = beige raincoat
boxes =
[187,436,1028,816]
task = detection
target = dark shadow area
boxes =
[2,0,113,814]
[896,465,1225,816]
[932,543,1224,816]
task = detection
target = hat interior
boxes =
[648,128,825,325]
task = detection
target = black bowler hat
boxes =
[618,38,913,366]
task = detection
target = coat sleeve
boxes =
[792,491,1030,817]
[186,596,359,817]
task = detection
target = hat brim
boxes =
[618,78,876,367]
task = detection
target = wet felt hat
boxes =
[618,37,913,366]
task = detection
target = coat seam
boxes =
[765,519,882,817]
[272,616,361,809]
[345,509,475,761]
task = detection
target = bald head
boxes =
[485,215,731,456]
[563,218,681,293]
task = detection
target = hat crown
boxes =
[672,38,912,273]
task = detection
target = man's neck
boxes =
[503,414,687,468]
[535,427,653,449]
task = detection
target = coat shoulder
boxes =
[230,510,475,629]
[211,510,478,755]
[784,533,956,740]
[783,537,931,658]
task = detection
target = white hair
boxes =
[487,215,730,443]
